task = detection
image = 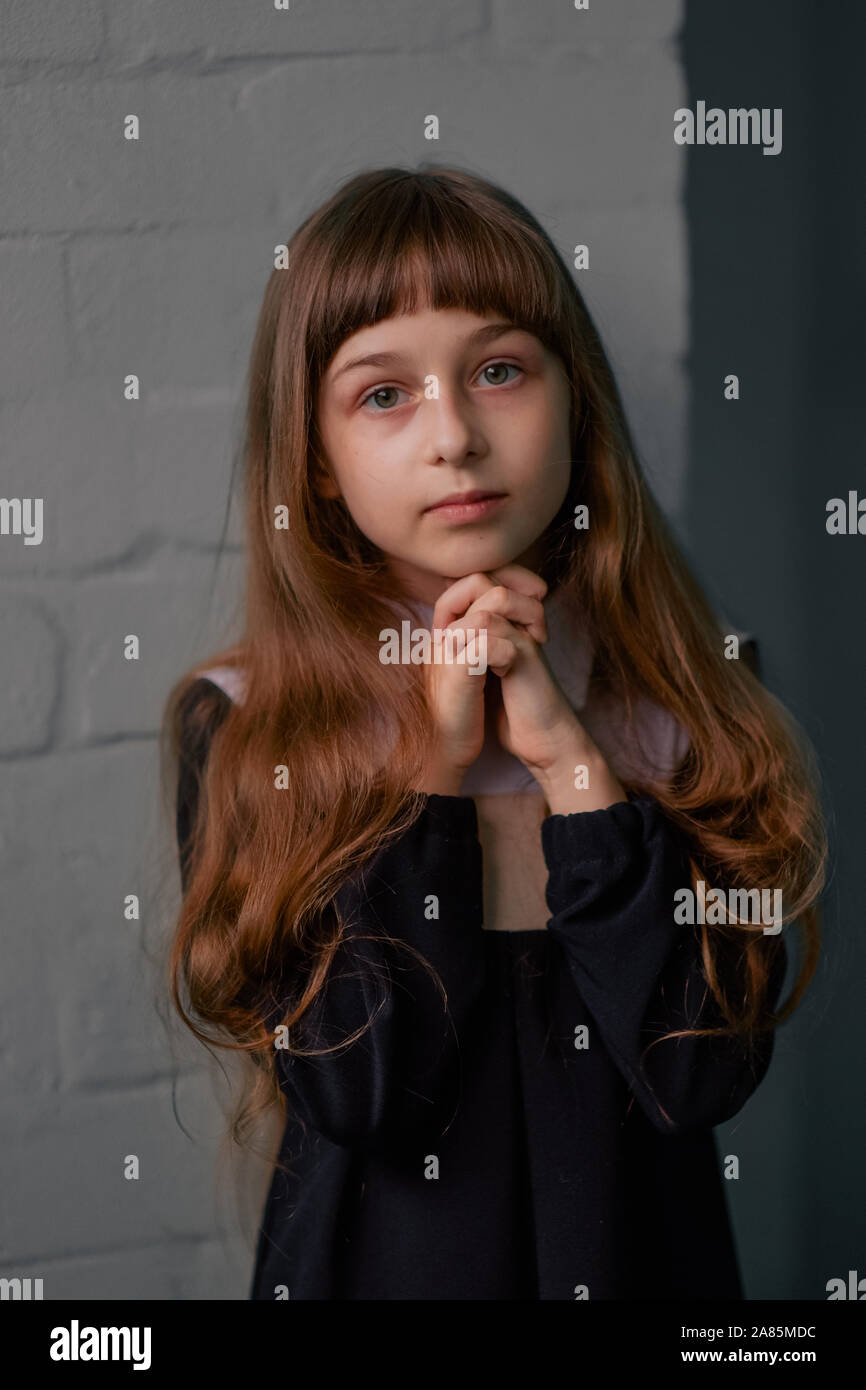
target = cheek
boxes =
[511,382,569,452]
[513,414,570,492]
[339,449,401,522]
[532,419,572,510]
[543,398,573,480]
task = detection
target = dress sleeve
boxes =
[268,795,486,1154]
[174,684,487,1154]
[541,794,788,1134]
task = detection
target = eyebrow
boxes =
[329,321,527,382]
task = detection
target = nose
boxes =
[419,380,487,467]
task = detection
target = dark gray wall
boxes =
[682,0,866,1298]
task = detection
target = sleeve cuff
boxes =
[542,792,660,851]
[541,795,666,914]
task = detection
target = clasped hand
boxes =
[424,563,589,781]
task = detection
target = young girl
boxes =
[165,165,826,1301]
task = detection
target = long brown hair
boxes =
[161,164,826,1159]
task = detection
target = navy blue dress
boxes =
[176,676,786,1301]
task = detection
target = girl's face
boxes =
[315,305,573,605]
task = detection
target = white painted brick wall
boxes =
[0,0,686,1298]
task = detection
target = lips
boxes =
[424,490,506,511]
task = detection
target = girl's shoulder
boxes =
[582,687,691,785]
[175,668,244,779]
[582,624,759,784]
[174,670,246,828]
[195,665,248,705]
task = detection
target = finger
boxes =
[464,586,547,645]
[432,573,498,632]
[485,636,519,678]
[484,564,548,601]
[437,612,525,675]
[433,569,548,639]
[445,610,523,643]
[455,611,529,675]
[436,565,547,620]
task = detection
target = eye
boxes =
[360,385,407,412]
[358,362,523,412]
[476,361,523,387]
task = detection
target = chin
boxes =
[439,542,523,575]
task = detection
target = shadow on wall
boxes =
[681,0,866,1299]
